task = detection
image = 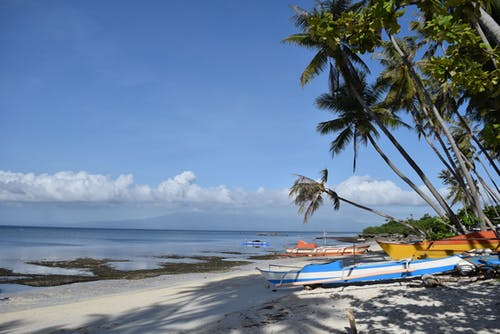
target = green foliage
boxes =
[363,220,412,235]
[363,206,500,239]
[286,1,499,231]
[457,205,500,227]
[362,214,454,239]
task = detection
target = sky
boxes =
[0,0,453,231]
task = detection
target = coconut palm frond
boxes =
[300,49,329,86]
[320,168,329,183]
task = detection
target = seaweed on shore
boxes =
[0,256,250,287]
[248,254,283,260]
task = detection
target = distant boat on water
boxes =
[377,230,500,260]
[242,240,270,247]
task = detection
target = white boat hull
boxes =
[257,255,469,287]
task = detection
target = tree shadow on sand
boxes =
[3,252,498,334]
[346,280,500,333]
[2,272,353,334]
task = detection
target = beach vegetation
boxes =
[362,205,500,239]
[286,0,499,233]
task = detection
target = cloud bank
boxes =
[336,175,426,206]
[0,170,428,208]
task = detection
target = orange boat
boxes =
[377,230,500,260]
[285,240,369,257]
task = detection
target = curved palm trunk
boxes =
[455,111,500,177]
[366,133,451,220]
[419,116,476,208]
[389,34,489,230]
[332,193,426,237]
[410,109,473,206]
[478,157,500,194]
[474,21,498,67]
[478,175,500,205]
[336,59,465,232]
[461,152,500,204]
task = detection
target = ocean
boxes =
[0,225,358,293]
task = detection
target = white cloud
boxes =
[335,175,426,206]
[0,170,289,208]
[0,170,447,228]
[0,171,433,210]
[0,171,133,202]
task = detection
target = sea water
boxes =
[0,225,357,293]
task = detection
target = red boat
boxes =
[284,240,369,257]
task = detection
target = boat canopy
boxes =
[296,240,318,249]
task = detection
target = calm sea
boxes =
[0,225,357,293]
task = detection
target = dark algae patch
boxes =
[248,254,282,260]
[0,256,250,287]
[159,256,249,274]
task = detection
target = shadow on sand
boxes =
[1,253,499,334]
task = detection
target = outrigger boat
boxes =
[257,255,471,288]
[377,230,500,260]
[285,240,369,257]
[462,253,500,278]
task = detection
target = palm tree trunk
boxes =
[478,174,500,204]
[367,133,450,220]
[410,109,471,201]
[419,127,476,210]
[418,113,476,208]
[389,34,489,230]
[478,6,500,46]
[474,21,498,67]
[337,61,465,232]
[454,111,500,177]
[333,192,426,237]
[478,157,500,194]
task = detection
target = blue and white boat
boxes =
[242,240,270,247]
[462,253,500,278]
[257,255,471,288]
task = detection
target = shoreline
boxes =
[0,240,373,289]
[1,245,499,333]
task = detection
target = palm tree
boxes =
[315,76,458,228]
[290,169,426,236]
[285,3,467,232]
[315,74,379,173]
[284,1,369,90]
[375,38,472,231]
[388,34,494,229]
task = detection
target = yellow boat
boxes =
[377,230,500,260]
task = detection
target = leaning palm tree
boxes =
[315,75,461,230]
[375,37,471,231]
[285,2,467,232]
[386,29,494,229]
[290,169,426,236]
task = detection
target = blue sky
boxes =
[0,1,448,231]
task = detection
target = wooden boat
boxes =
[377,230,500,260]
[285,240,369,257]
[242,240,270,247]
[257,255,470,288]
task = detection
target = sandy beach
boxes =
[1,247,499,334]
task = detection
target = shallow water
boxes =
[0,225,358,292]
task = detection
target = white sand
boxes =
[1,250,499,334]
